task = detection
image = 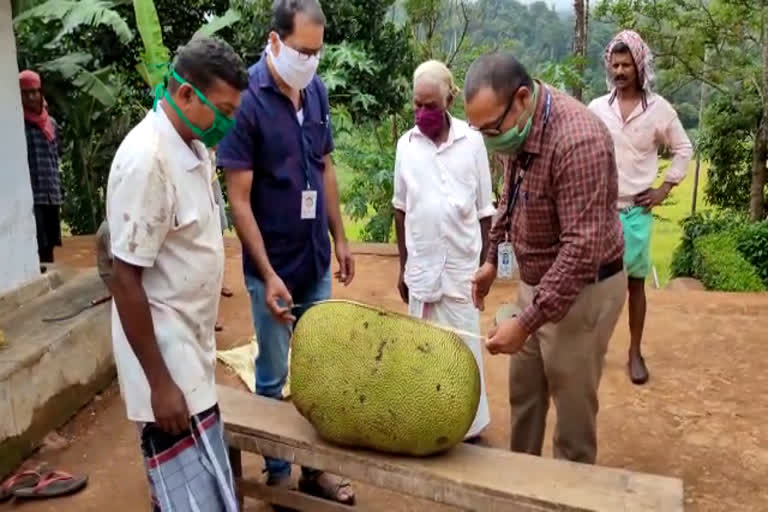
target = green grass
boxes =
[650,159,710,286]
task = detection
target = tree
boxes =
[595,0,767,220]
[572,0,587,100]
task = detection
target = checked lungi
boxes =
[139,404,239,512]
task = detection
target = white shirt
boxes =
[588,92,693,207]
[392,116,495,303]
[106,106,225,422]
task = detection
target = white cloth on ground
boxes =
[408,294,490,439]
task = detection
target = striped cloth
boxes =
[139,404,239,512]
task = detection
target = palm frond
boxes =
[193,7,242,40]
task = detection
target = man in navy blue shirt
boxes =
[217,0,355,507]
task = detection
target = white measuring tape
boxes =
[287,299,488,341]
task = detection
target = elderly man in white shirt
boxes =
[392,59,494,441]
[588,30,693,385]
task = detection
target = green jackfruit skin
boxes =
[290,300,481,457]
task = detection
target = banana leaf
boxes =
[133,0,170,89]
[193,7,242,39]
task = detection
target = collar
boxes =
[520,80,549,156]
[608,88,652,111]
[152,104,206,173]
[254,52,279,92]
[409,114,468,146]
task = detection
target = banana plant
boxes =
[132,0,242,92]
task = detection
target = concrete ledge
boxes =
[0,268,68,319]
[0,268,113,478]
[349,243,398,257]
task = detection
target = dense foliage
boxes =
[671,212,768,290]
[692,232,765,292]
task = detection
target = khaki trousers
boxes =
[501,271,626,464]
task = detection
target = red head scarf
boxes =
[19,70,55,142]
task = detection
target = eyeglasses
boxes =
[476,94,515,137]
[285,42,324,61]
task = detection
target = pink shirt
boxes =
[588,92,692,208]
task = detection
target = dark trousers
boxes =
[33,204,62,263]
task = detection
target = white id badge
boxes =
[300,190,317,219]
[497,242,517,280]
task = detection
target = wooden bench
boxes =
[218,385,684,511]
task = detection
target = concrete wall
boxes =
[0,0,40,295]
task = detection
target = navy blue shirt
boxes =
[217,56,334,292]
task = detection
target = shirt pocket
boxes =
[305,120,329,159]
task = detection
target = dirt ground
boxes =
[4,235,768,512]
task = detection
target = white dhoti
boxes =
[408,294,491,439]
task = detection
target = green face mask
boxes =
[483,82,539,154]
[154,69,235,148]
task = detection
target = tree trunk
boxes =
[750,121,767,220]
[752,15,768,221]
[572,0,586,101]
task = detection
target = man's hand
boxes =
[265,274,295,324]
[150,378,190,435]
[635,183,673,212]
[472,262,497,311]
[334,239,355,286]
[486,317,529,355]
[397,271,409,304]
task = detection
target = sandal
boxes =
[298,472,355,506]
[13,469,87,499]
[0,463,48,502]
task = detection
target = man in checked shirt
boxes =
[463,52,627,464]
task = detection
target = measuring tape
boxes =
[287,299,488,341]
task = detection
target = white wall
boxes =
[0,0,40,295]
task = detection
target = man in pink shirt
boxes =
[589,30,692,385]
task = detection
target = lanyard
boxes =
[296,89,313,190]
[503,87,552,238]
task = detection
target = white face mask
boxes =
[267,36,320,91]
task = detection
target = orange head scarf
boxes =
[19,70,55,142]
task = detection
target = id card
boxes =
[497,242,517,280]
[301,190,317,219]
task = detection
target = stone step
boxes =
[0,268,114,478]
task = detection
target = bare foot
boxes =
[629,353,649,385]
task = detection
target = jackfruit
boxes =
[289,300,481,456]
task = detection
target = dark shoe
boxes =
[629,354,649,385]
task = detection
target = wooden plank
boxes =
[218,385,684,512]
[238,478,355,512]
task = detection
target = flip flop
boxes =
[0,463,49,502]
[13,470,87,499]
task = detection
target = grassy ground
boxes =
[649,160,710,285]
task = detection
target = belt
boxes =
[597,258,624,282]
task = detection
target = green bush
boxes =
[692,232,765,292]
[670,211,747,278]
[734,220,768,286]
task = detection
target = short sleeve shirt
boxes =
[216,56,334,292]
[106,106,225,422]
[392,116,495,303]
